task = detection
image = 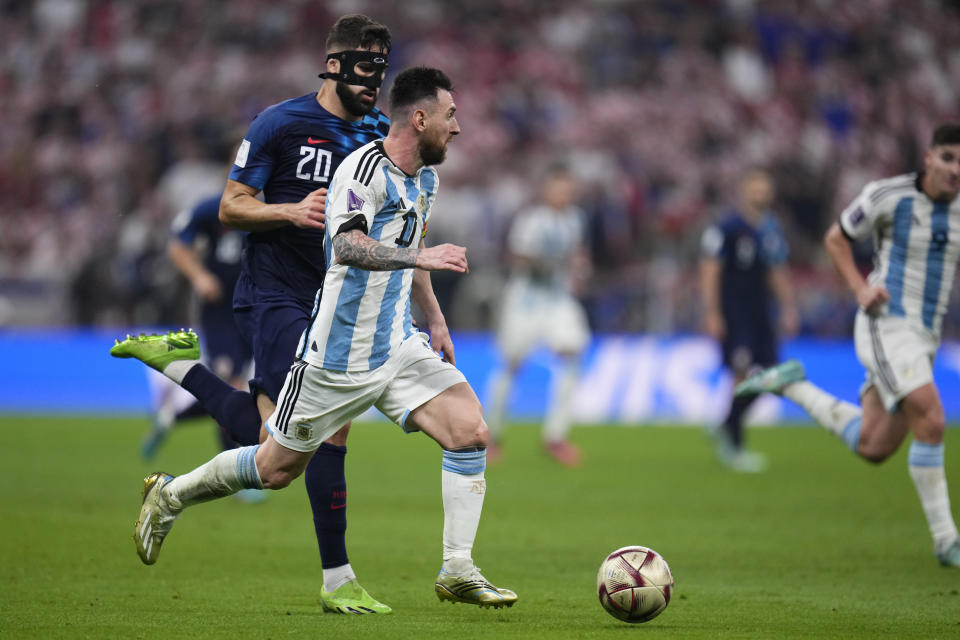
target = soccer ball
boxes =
[597,545,674,623]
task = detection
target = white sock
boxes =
[165,445,263,510]
[322,564,356,592]
[163,359,201,385]
[783,381,862,441]
[441,450,486,571]
[908,441,959,553]
[486,369,513,442]
[543,360,579,443]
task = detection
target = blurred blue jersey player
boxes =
[111,14,393,614]
[141,194,255,462]
[700,169,799,472]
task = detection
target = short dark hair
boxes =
[389,67,453,115]
[326,14,391,53]
[931,123,960,147]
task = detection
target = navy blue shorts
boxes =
[722,328,777,374]
[201,303,252,378]
[233,284,312,403]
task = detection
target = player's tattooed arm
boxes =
[334,229,420,270]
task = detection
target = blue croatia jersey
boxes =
[170,193,245,310]
[701,211,788,333]
[229,93,391,304]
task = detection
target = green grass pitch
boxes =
[2,415,959,639]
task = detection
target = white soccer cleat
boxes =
[134,472,179,565]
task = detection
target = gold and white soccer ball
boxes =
[597,545,674,623]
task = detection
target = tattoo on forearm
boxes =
[334,231,420,270]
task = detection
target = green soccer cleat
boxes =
[110,329,200,372]
[134,472,179,565]
[435,562,518,609]
[320,579,392,614]
[936,539,960,567]
[734,360,805,398]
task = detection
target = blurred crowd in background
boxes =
[3,0,960,336]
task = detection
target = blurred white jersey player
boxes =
[736,123,960,566]
[487,164,591,466]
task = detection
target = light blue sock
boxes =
[907,441,959,552]
[840,417,862,453]
[166,444,263,509]
[441,449,486,563]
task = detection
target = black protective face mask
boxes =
[318,50,389,89]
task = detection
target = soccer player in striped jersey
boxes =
[132,67,518,609]
[114,15,393,613]
[736,123,960,566]
[486,164,592,467]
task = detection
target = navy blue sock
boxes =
[173,399,208,423]
[305,443,349,569]
[181,365,262,446]
[723,394,757,448]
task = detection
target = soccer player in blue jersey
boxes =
[736,124,960,566]
[112,14,393,613]
[131,66,518,609]
[141,193,254,461]
[700,169,799,473]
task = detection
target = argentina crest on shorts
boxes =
[295,422,312,441]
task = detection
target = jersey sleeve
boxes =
[228,109,280,190]
[326,171,384,245]
[839,181,885,241]
[761,218,788,266]
[700,224,724,259]
[507,210,543,258]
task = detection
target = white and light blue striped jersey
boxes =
[299,140,438,372]
[840,172,960,337]
[507,203,586,293]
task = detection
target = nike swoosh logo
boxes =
[308,137,330,144]
[330,503,346,510]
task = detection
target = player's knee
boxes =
[915,415,946,445]
[859,447,892,465]
[447,402,488,449]
[259,468,296,489]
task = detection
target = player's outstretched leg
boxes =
[134,472,180,565]
[734,360,806,397]
[320,580,393,614]
[435,557,518,609]
[111,329,200,375]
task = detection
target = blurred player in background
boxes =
[700,169,799,473]
[141,193,252,458]
[111,14,392,613]
[132,66,517,609]
[736,123,960,566]
[486,164,591,467]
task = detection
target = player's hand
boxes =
[704,310,725,340]
[780,306,801,338]
[193,272,222,302]
[856,284,890,315]
[288,188,327,230]
[428,321,455,364]
[415,243,468,273]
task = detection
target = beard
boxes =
[336,82,375,117]
[419,136,447,166]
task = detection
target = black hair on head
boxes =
[389,67,453,114]
[326,14,391,53]
[931,123,960,147]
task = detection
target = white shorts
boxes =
[497,281,590,362]
[853,311,938,411]
[266,332,466,452]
